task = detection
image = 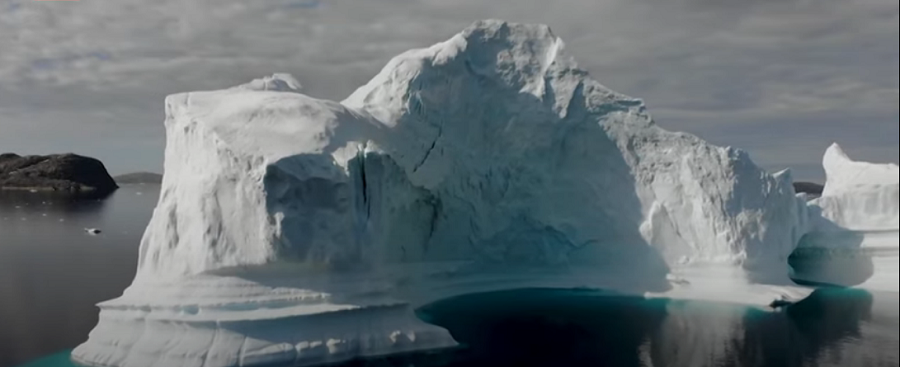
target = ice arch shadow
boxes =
[788,206,874,288]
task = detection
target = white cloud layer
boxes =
[0,0,897,179]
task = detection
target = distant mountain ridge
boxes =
[114,172,163,184]
[0,153,118,195]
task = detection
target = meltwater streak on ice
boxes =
[70,20,897,367]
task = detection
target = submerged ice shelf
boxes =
[73,20,898,367]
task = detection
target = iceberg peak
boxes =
[344,20,642,128]
[234,73,303,92]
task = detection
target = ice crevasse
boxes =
[72,20,897,367]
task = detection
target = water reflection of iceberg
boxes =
[414,288,895,367]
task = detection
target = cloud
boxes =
[0,0,896,180]
[285,0,322,9]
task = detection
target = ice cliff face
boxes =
[137,20,804,284]
[75,20,827,367]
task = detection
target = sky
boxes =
[0,0,897,181]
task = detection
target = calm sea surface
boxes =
[0,185,158,367]
[1,185,898,367]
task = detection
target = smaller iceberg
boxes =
[815,143,899,232]
[790,143,899,291]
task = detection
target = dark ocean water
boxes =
[414,288,899,367]
[2,186,898,367]
[0,185,158,367]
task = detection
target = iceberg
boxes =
[71,20,892,367]
[814,143,898,232]
[790,143,899,291]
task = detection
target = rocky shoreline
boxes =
[0,153,118,196]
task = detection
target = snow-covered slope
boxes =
[74,20,817,367]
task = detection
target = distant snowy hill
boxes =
[72,20,897,367]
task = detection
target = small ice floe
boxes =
[136,192,143,196]
[59,218,65,222]
[29,189,38,193]
[84,228,102,235]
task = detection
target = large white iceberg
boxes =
[71,20,892,367]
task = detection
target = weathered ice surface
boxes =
[74,20,832,367]
[0,153,118,195]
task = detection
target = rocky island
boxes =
[0,153,118,196]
